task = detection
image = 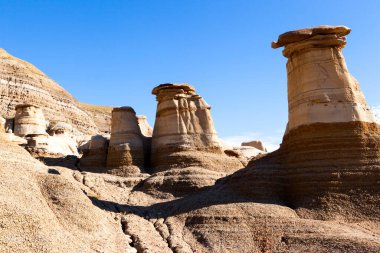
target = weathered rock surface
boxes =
[0,134,131,253]
[151,83,242,172]
[272,26,376,132]
[1,26,379,253]
[0,48,111,137]
[106,107,145,176]
[0,116,5,133]
[80,135,109,171]
[14,104,47,137]
[78,102,113,134]
[137,115,153,137]
[241,140,267,152]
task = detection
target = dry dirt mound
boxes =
[0,135,132,253]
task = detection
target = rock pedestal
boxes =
[272,26,380,217]
[14,104,47,137]
[106,107,145,176]
[151,83,242,173]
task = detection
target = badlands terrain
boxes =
[0,25,379,253]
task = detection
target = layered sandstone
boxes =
[241,140,267,152]
[151,83,242,172]
[137,115,153,137]
[106,107,145,176]
[271,25,380,219]
[0,48,108,136]
[0,134,131,253]
[14,104,47,137]
[271,25,376,132]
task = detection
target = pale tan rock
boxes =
[137,115,153,137]
[271,25,351,49]
[268,25,380,220]
[272,26,376,132]
[151,83,241,172]
[241,140,267,151]
[106,107,145,176]
[0,48,110,137]
[0,116,5,133]
[0,135,129,253]
[14,104,47,137]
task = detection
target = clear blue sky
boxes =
[1,0,380,150]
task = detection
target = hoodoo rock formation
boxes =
[272,25,376,131]
[270,25,380,218]
[1,26,380,253]
[106,107,145,176]
[151,83,242,172]
[14,104,47,137]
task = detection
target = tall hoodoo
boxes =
[151,83,242,172]
[272,26,380,218]
[106,107,145,175]
[272,25,376,131]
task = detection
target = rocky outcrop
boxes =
[241,140,267,152]
[137,115,153,137]
[0,134,131,253]
[151,83,242,172]
[12,104,79,157]
[14,104,47,137]
[0,48,110,137]
[268,25,380,219]
[80,135,109,171]
[106,107,145,176]
[78,103,113,134]
[272,25,376,132]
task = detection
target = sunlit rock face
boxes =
[137,115,153,137]
[14,104,47,137]
[0,48,105,137]
[271,26,380,219]
[106,107,145,176]
[272,25,376,132]
[151,83,242,173]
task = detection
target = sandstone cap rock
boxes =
[152,83,195,95]
[112,106,136,113]
[271,25,351,48]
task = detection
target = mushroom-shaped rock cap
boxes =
[272,25,351,49]
[152,83,195,95]
[112,106,136,113]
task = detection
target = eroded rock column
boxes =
[272,25,376,132]
[106,107,145,176]
[272,26,380,217]
[14,104,47,137]
[150,83,241,172]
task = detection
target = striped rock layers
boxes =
[272,26,380,218]
[14,104,47,137]
[0,48,106,137]
[106,107,145,176]
[151,83,242,172]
